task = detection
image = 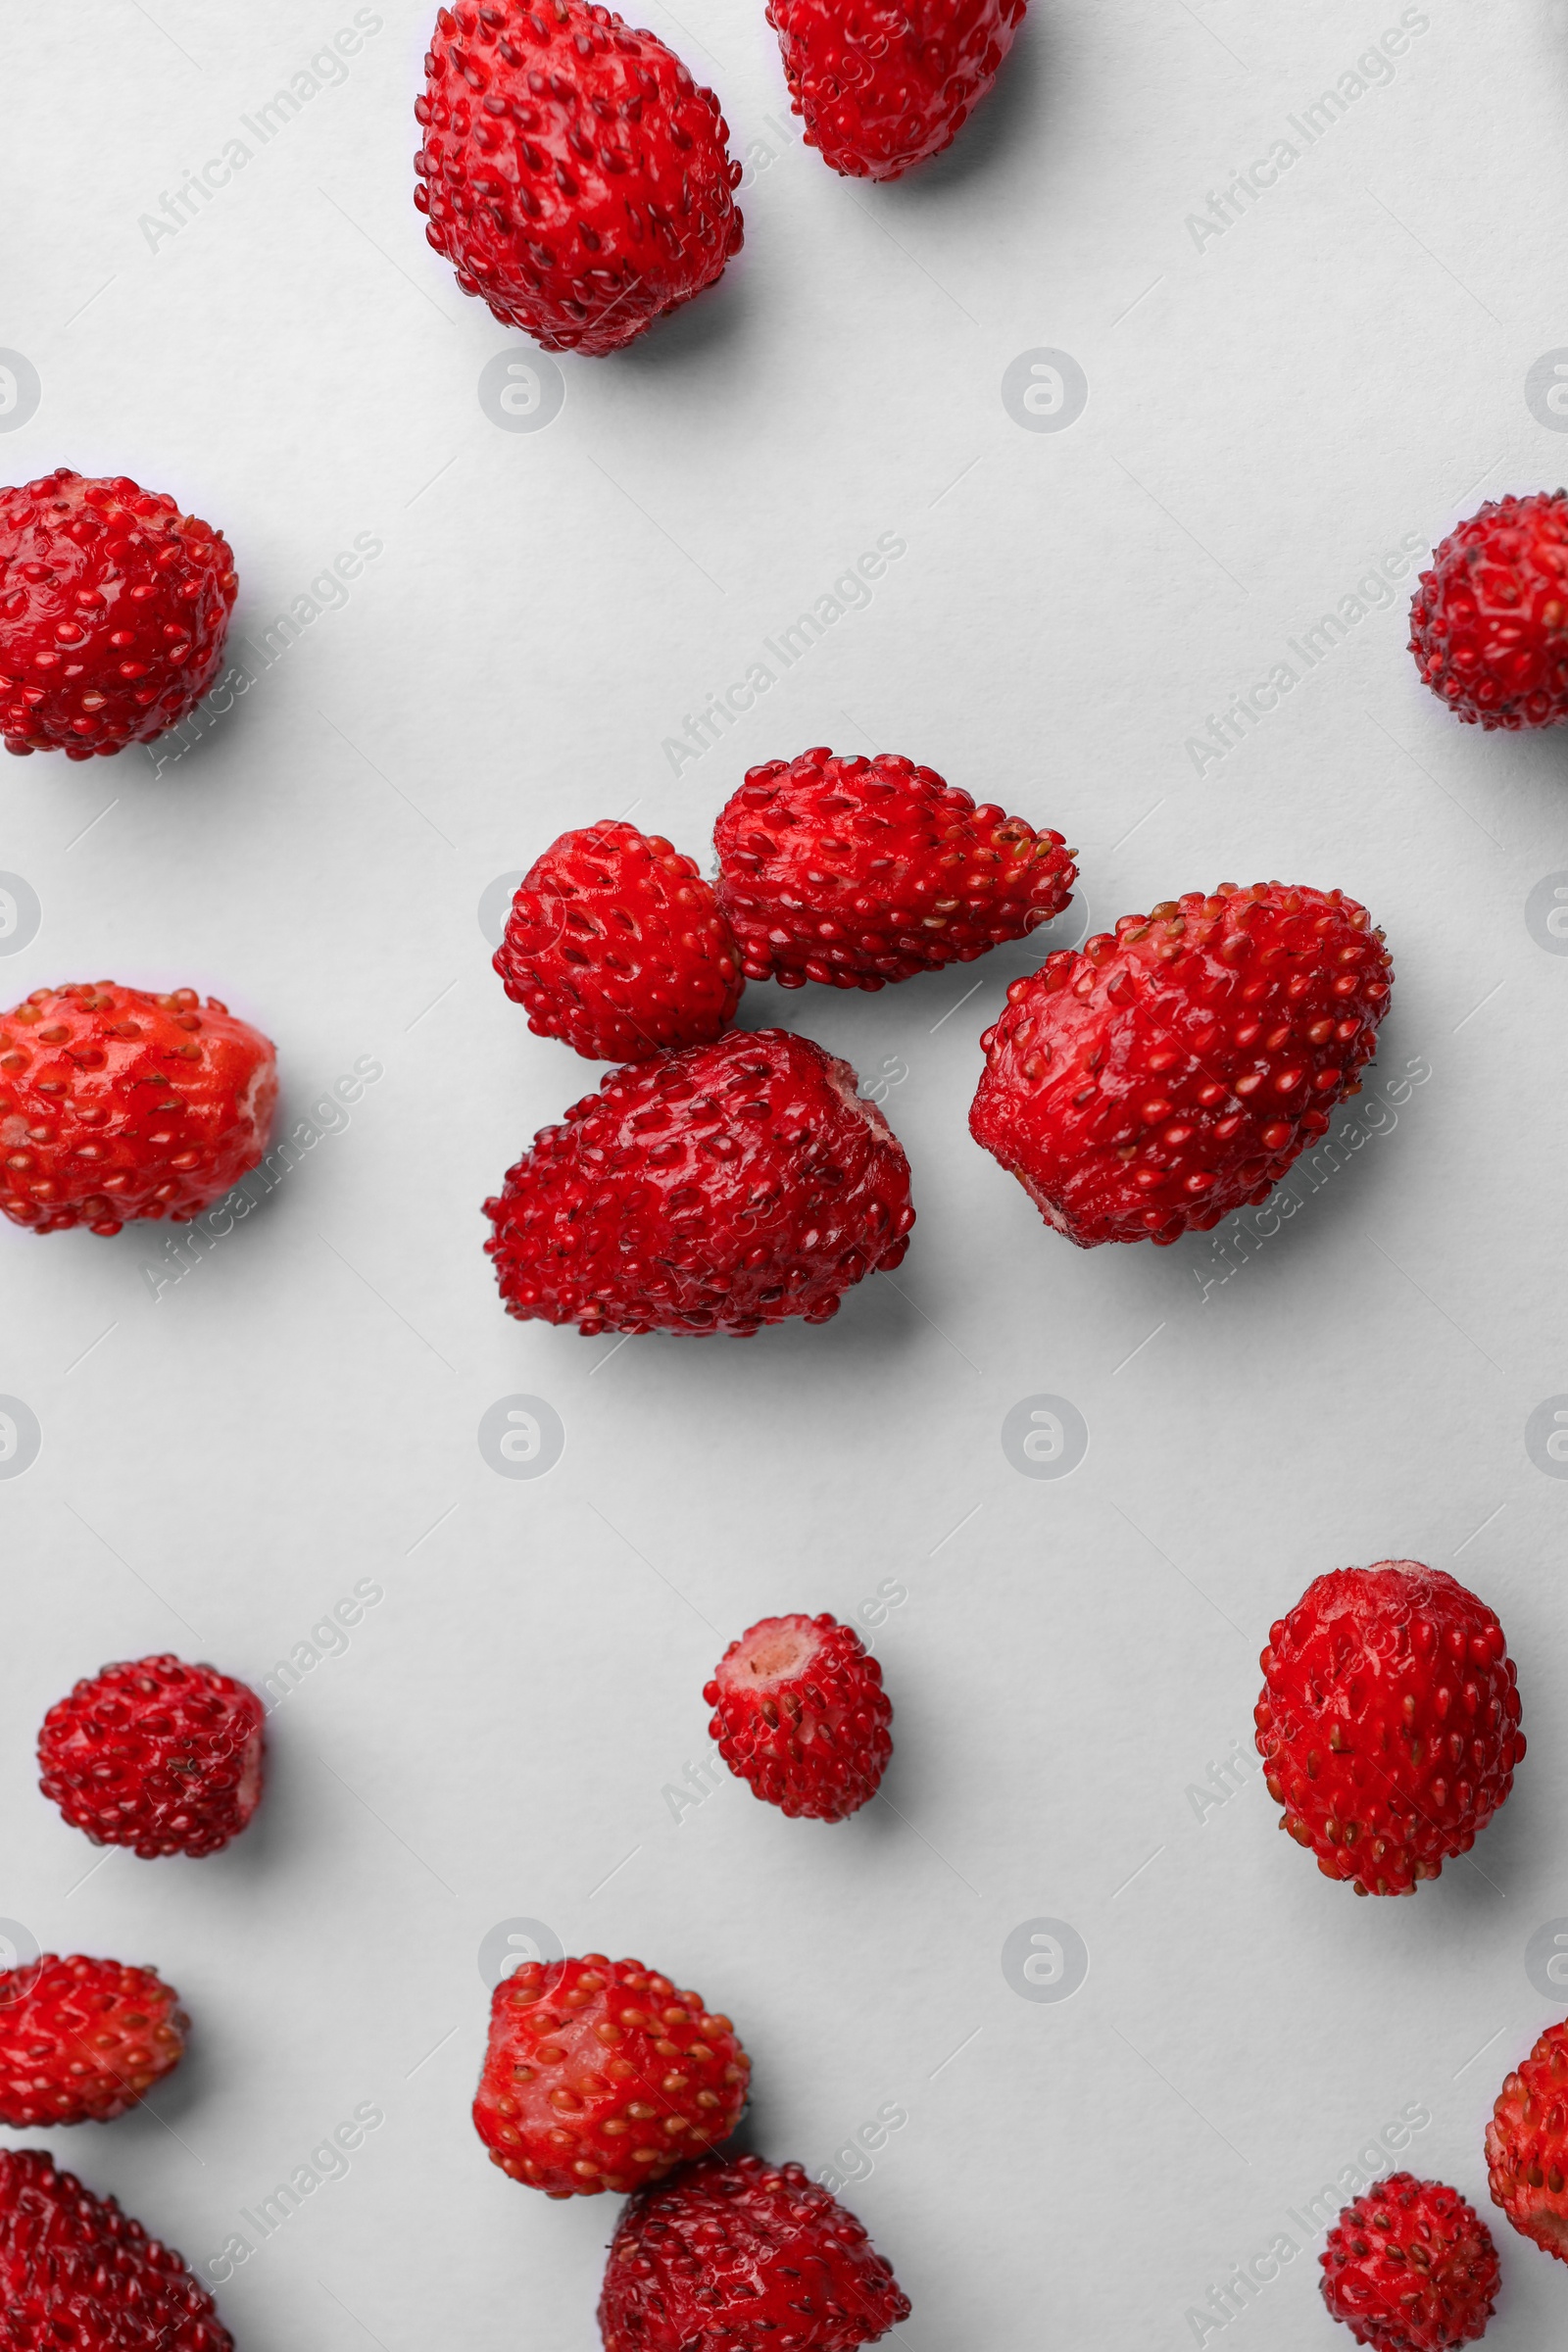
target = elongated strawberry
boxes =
[767,0,1026,179]
[0,2146,231,2351]
[416,0,742,354]
[969,882,1392,1247]
[714,748,1074,991]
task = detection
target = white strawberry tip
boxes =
[722,1616,822,1690]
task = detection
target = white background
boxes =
[4,0,1568,2344]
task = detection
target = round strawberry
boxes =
[1410,491,1568,728]
[1254,1562,1523,1898]
[599,2153,910,2351]
[0,468,237,760]
[969,881,1392,1247]
[0,1954,187,2128]
[0,982,277,1236]
[39,1655,266,1861]
[1487,2018,1568,2262]
[495,822,743,1062]
[1319,2173,1498,2350]
[714,748,1075,990]
[415,0,743,356]
[482,1028,915,1335]
[0,2147,230,2350]
[706,1613,893,1822]
[473,1952,750,2196]
[766,0,1025,179]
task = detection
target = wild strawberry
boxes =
[0,469,236,760]
[1410,491,1568,728]
[766,0,1025,179]
[473,1952,750,2196]
[1319,2173,1498,2349]
[1254,1562,1523,1898]
[599,2154,910,2350]
[38,1655,266,1860]
[0,2146,231,2350]
[483,1028,914,1335]
[714,748,1075,990]
[0,982,277,1236]
[415,0,743,355]
[0,1955,187,2127]
[706,1613,893,1821]
[495,822,743,1061]
[969,881,1392,1247]
[1487,2017,1568,2262]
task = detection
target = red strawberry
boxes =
[969,881,1392,1247]
[714,748,1075,991]
[0,469,236,760]
[1253,1562,1523,1898]
[706,1612,893,1821]
[473,1952,750,2196]
[0,1955,187,2128]
[495,822,744,1062]
[1319,2173,1498,2350]
[0,982,277,1237]
[1410,492,1568,728]
[39,1654,266,1860]
[599,2153,910,2351]
[415,0,743,355]
[1486,2018,1568,2263]
[0,2146,231,2351]
[483,1028,914,1335]
[766,0,1025,179]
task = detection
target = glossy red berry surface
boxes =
[495,822,743,1061]
[0,469,236,760]
[1409,491,1568,728]
[714,748,1075,990]
[1487,2018,1568,2263]
[473,1953,750,2196]
[1319,2173,1498,2350]
[1254,1562,1523,1898]
[483,1028,915,1335]
[0,2145,231,2350]
[0,982,276,1236]
[766,0,1026,179]
[415,0,743,355]
[0,1955,187,2128]
[599,2153,910,2350]
[706,1613,893,1821]
[969,881,1392,1247]
[38,1655,266,1860]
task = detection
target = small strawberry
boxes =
[714,748,1075,990]
[1319,2173,1498,2350]
[0,468,237,760]
[0,1955,187,2128]
[483,1028,914,1335]
[706,1612,893,1821]
[473,1952,750,2196]
[1487,2018,1568,2263]
[766,0,1025,179]
[0,2146,231,2351]
[599,2153,910,2351]
[969,881,1392,1247]
[0,982,277,1237]
[495,821,743,1061]
[1254,1562,1523,1898]
[1410,491,1568,728]
[39,1654,266,1860]
[415,0,743,355]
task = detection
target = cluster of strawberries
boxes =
[0,1619,901,2346]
